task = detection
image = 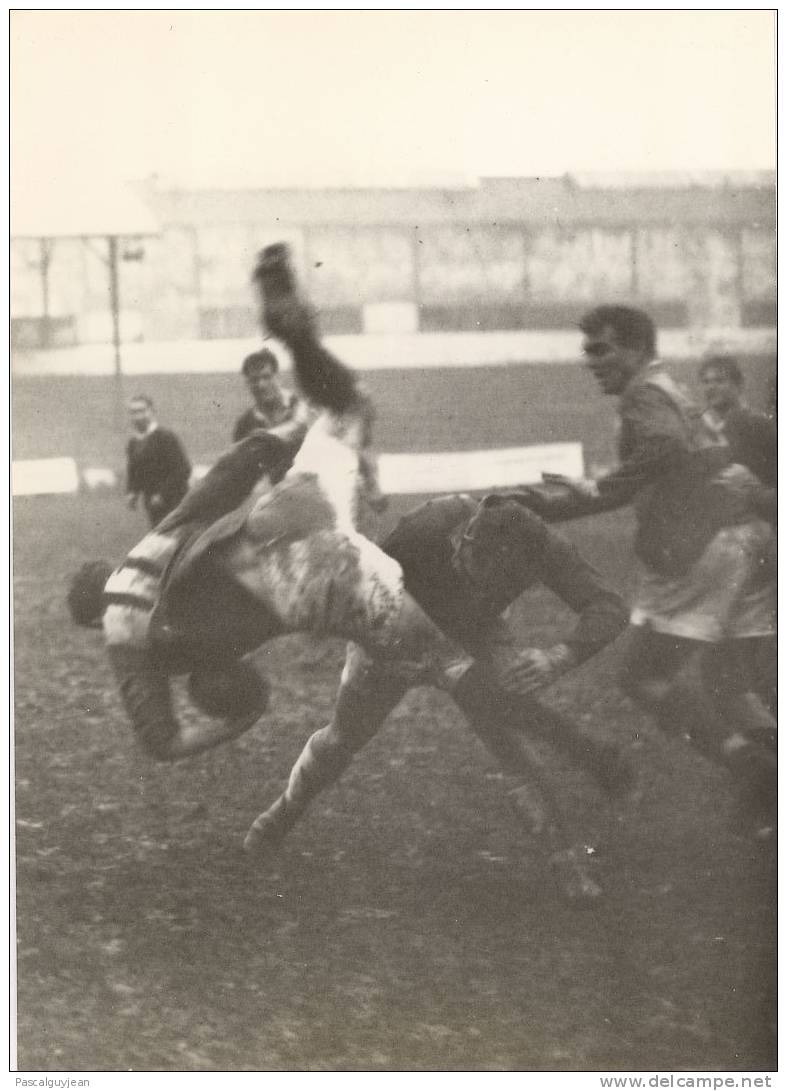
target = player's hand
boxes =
[126,493,138,510]
[150,493,163,507]
[497,643,577,695]
[541,473,600,498]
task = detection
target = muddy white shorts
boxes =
[630,520,775,643]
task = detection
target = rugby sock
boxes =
[245,728,354,852]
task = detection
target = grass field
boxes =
[14,487,776,1072]
[13,354,777,1072]
[12,354,776,473]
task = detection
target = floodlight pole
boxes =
[107,235,124,430]
[39,238,53,349]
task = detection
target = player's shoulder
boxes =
[156,426,182,444]
[626,366,697,413]
[384,493,475,550]
[477,492,553,545]
[413,493,477,527]
[478,489,547,519]
[232,409,257,440]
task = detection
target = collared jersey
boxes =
[232,390,303,443]
[381,494,626,662]
[528,363,756,577]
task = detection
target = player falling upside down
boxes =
[79,434,634,900]
[94,245,633,899]
[94,479,632,901]
[102,244,511,759]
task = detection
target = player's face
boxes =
[582,326,645,395]
[129,400,153,433]
[247,364,279,405]
[701,367,740,414]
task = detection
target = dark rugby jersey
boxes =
[382,494,625,662]
[524,365,757,577]
[232,391,301,443]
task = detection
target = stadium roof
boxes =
[571,170,776,190]
[11,173,159,240]
[147,172,775,231]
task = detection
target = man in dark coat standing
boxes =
[125,394,191,527]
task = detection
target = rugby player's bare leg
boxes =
[698,639,777,830]
[452,666,602,901]
[246,650,604,899]
[244,647,408,855]
[621,627,718,748]
[621,625,776,825]
[463,687,635,798]
[700,638,777,751]
[753,635,777,718]
[467,620,634,797]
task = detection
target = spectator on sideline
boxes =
[125,394,191,528]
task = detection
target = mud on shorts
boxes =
[630,520,775,643]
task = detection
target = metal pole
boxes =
[108,235,123,430]
[411,225,422,329]
[629,226,639,298]
[39,238,52,349]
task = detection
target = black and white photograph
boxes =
[10,9,777,1079]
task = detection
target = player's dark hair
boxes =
[241,348,279,377]
[129,393,154,409]
[698,354,744,388]
[579,306,657,358]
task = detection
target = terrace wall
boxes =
[11,175,776,347]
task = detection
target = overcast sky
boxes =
[11,9,777,190]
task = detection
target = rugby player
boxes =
[243,490,633,899]
[232,346,310,444]
[699,353,777,491]
[520,306,776,833]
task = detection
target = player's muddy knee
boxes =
[332,649,407,748]
[311,720,367,767]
